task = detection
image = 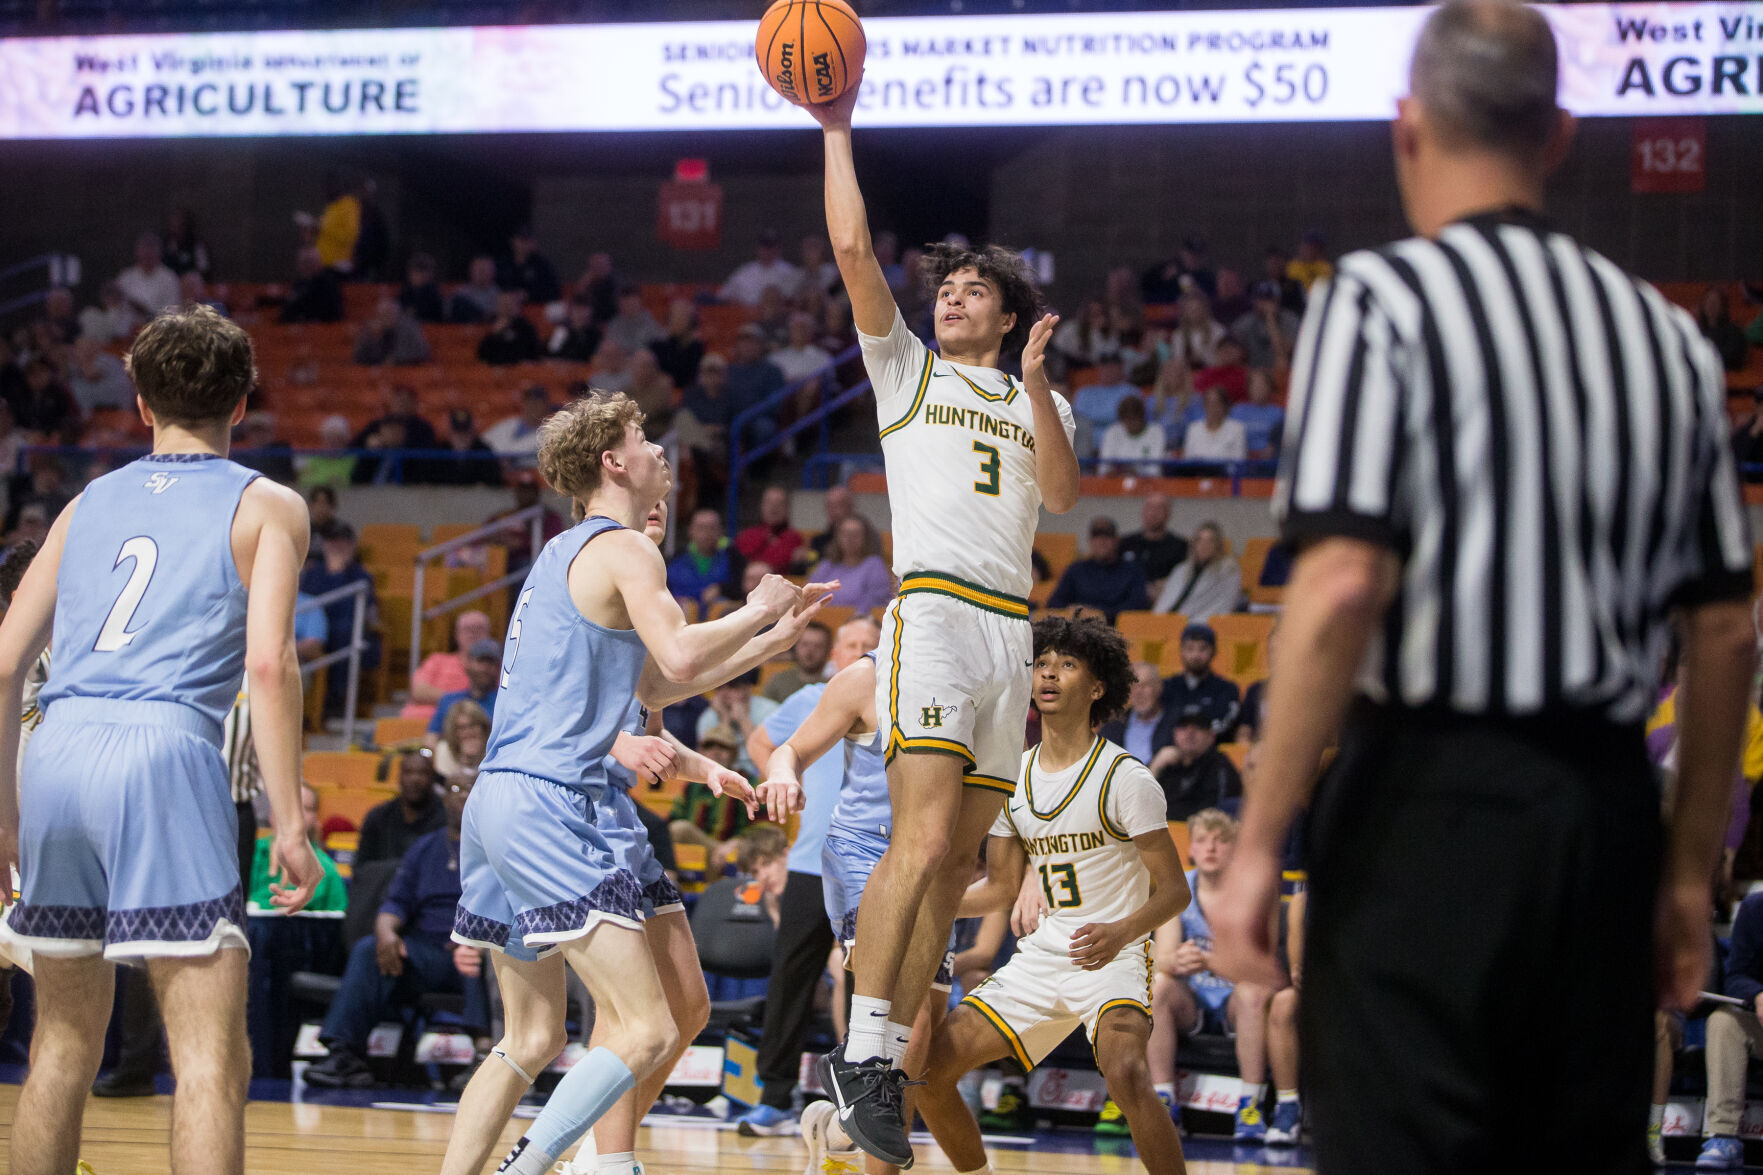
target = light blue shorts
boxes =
[823,829,954,991]
[1,698,246,961]
[597,783,684,918]
[452,769,645,963]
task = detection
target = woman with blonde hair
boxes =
[1152,521,1243,621]
[435,698,491,778]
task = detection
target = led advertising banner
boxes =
[0,4,1758,139]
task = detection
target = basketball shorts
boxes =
[452,769,645,963]
[1184,976,1236,1035]
[873,574,1032,794]
[1,698,246,962]
[960,938,1154,1070]
[599,783,684,918]
[822,829,954,990]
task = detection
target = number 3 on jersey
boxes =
[94,536,158,652]
[973,441,1001,496]
[501,587,533,688]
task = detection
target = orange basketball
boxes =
[756,0,866,106]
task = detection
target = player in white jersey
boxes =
[806,79,1082,1167]
[918,618,1189,1175]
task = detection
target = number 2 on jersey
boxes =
[973,441,1001,496]
[94,537,159,652]
[500,587,533,688]
[1038,862,1081,909]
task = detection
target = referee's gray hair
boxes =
[1410,0,1560,157]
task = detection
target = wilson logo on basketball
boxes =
[775,41,798,101]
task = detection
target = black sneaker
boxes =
[814,1051,914,1170]
[303,1045,374,1089]
[91,1069,157,1098]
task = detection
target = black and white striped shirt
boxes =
[1275,206,1753,726]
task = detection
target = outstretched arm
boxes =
[958,834,1028,918]
[1022,314,1080,514]
[753,660,873,819]
[637,579,837,707]
[807,78,896,339]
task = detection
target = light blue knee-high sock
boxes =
[496,1047,634,1175]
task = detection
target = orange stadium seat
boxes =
[1238,537,1277,594]
[1115,611,1186,665]
[303,750,383,790]
[1034,532,1079,581]
[1210,613,1275,683]
[373,716,429,747]
[314,784,397,830]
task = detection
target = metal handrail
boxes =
[725,342,862,530]
[297,580,369,747]
[409,504,545,682]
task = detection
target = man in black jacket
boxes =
[1151,706,1242,821]
[1160,623,1241,733]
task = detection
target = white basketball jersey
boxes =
[859,310,1076,600]
[991,736,1170,956]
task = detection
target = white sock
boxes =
[594,1153,639,1175]
[1277,1089,1300,1105]
[1649,1104,1665,1128]
[1154,1081,1175,1102]
[883,1020,913,1069]
[1239,1082,1266,1105]
[845,996,891,1064]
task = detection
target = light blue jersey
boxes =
[480,515,646,791]
[1179,868,1234,1006]
[40,454,260,732]
[827,653,890,842]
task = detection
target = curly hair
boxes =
[0,539,39,605]
[1032,615,1135,729]
[537,390,644,501]
[920,242,1044,356]
[126,303,257,426]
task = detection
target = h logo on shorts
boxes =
[920,703,947,729]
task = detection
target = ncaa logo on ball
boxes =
[811,49,835,100]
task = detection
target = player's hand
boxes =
[376,930,408,977]
[803,70,863,130]
[1207,843,1288,989]
[612,732,677,786]
[1011,872,1049,938]
[1656,878,1713,1013]
[748,573,804,623]
[1069,921,1132,971]
[769,586,835,649]
[453,942,483,979]
[798,581,839,614]
[708,765,760,820]
[757,776,805,822]
[1020,313,1060,393]
[268,831,322,915]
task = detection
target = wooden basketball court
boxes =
[0,1082,1319,1174]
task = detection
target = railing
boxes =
[297,580,370,746]
[0,253,79,319]
[408,505,546,683]
[725,343,865,531]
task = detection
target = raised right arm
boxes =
[808,81,897,338]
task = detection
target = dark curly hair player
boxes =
[801,65,1083,1171]
[1031,615,1135,730]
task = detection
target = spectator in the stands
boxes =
[476,290,543,366]
[762,621,834,704]
[79,281,136,344]
[754,285,793,350]
[1102,662,1179,768]
[802,482,858,569]
[299,520,382,715]
[720,230,803,307]
[8,455,71,536]
[496,225,561,305]
[546,297,602,363]
[1183,388,1248,462]
[1232,369,1286,457]
[1194,337,1250,404]
[604,348,674,430]
[9,357,76,441]
[485,472,564,572]
[810,516,894,616]
[1286,229,1333,293]
[481,385,551,460]
[1151,710,1242,820]
[355,748,445,867]
[1152,522,1242,621]
[8,502,49,549]
[1166,290,1228,369]
[772,311,834,387]
[352,385,439,453]
[434,699,491,778]
[1211,268,1252,325]
[820,295,857,356]
[398,253,446,324]
[603,285,665,355]
[416,409,502,487]
[738,486,805,571]
[65,335,133,415]
[1698,286,1750,373]
[695,671,777,778]
[353,296,432,367]
[1697,889,1763,1167]
[38,287,78,346]
[293,592,328,663]
[303,771,486,1089]
[1142,236,1216,304]
[1148,356,1204,441]
[1262,246,1308,315]
[669,508,743,610]
[306,485,339,548]
[160,207,210,278]
[1048,516,1149,621]
[300,418,356,490]
[1121,492,1187,595]
[179,271,227,318]
[1158,622,1241,732]
[312,172,361,272]
[651,300,706,390]
[426,640,501,746]
[1098,394,1167,477]
[280,247,344,324]
[576,251,619,324]
[1054,300,1121,370]
[799,234,840,295]
[448,255,501,324]
[1071,354,1141,435]
[352,178,390,279]
[234,412,297,483]
[668,724,756,868]
[405,610,493,717]
[115,232,182,329]
[1232,281,1302,372]
[590,340,630,386]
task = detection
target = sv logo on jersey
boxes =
[142,472,179,494]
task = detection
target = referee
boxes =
[1211,2,1757,1172]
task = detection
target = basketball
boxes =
[756,0,865,106]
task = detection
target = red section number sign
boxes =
[658,180,723,251]
[1632,117,1706,194]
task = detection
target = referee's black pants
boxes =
[756,869,835,1110]
[1303,703,1658,1175]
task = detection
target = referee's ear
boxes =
[1540,110,1577,176]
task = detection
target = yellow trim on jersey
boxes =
[896,572,1030,620]
[888,731,977,766]
[878,351,935,440]
[963,993,1034,1071]
[1095,998,1153,1024]
[1023,737,1106,821]
[963,772,1016,795]
[1096,754,1138,841]
[950,366,1019,406]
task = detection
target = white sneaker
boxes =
[555,1160,643,1175]
[800,1099,864,1175]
